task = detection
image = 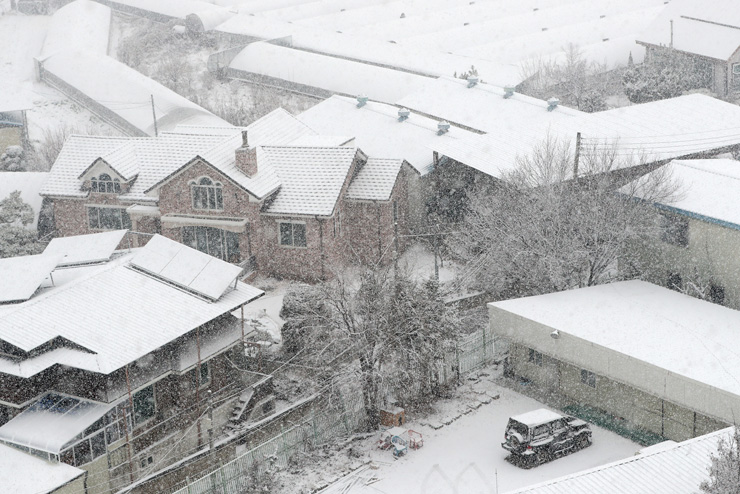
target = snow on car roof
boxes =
[510,409,563,427]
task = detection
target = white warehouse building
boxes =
[489,280,735,442]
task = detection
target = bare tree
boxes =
[450,137,678,298]
[700,428,740,494]
[520,44,609,112]
[280,268,459,430]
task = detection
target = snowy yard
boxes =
[314,371,641,494]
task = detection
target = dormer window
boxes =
[190,177,223,211]
[91,173,121,194]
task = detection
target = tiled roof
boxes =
[346,158,404,202]
[507,427,733,494]
[41,108,317,201]
[262,146,360,216]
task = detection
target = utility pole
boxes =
[207,390,214,453]
[150,94,159,137]
[573,132,582,178]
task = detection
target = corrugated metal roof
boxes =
[432,94,740,180]
[0,253,263,374]
[262,146,359,216]
[346,158,403,201]
[507,427,733,494]
[0,392,114,454]
[297,95,479,175]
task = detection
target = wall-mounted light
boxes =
[550,329,560,339]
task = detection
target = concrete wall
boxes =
[491,306,735,440]
[637,215,740,310]
[0,126,22,150]
[51,474,88,494]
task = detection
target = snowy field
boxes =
[316,374,641,494]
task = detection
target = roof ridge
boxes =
[674,159,740,182]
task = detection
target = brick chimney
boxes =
[235,130,258,178]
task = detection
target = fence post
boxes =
[186,476,191,494]
[219,461,227,494]
[482,327,487,365]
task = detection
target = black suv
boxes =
[502,408,592,465]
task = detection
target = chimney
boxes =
[235,130,258,178]
[547,97,560,112]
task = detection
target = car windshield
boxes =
[506,420,529,439]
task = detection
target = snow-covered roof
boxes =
[0,442,84,494]
[39,0,111,59]
[490,280,740,398]
[43,230,128,268]
[346,158,404,202]
[0,172,49,230]
[41,133,227,201]
[507,427,734,494]
[0,249,263,374]
[228,41,433,104]
[433,94,740,179]
[510,409,563,427]
[131,235,243,301]
[214,15,523,88]
[41,50,230,136]
[261,146,360,216]
[0,392,114,454]
[637,0,740,61]
[396,76,583,134]
[0,254,61,304]
[634,159,740,228]
[104,0,228,20]
[297,95,480,175]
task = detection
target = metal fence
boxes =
[171,326,495,494]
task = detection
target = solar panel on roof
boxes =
[0,254,62,304]
[130,235,243,301]
[43,230,128,268]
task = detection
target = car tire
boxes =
[579,434,591,449]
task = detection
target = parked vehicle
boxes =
[502,408,592,466]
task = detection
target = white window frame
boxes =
[278,221,307,249]
[190,176,224,211]
[90,173,121,194]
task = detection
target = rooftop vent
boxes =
[467,76,479,88]
[437,121,450,135]
[547,97,560,112]
[398,107,410,121]
[504,86,515,98]
[356,95,368,108]
[400,12,405,18]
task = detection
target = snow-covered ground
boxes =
[307,370,640,494]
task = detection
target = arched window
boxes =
[91,173,121,194]
[190,176,223,210]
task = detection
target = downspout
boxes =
[376,202,382,260]
[317,217,325,280]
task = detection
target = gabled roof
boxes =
[346,158,405,202]
[637,0,740,61]
[632,159,740,229]
[297,95,480,175]
[0,250,263,374]
[261,146,361,216]
[507,427,734,494]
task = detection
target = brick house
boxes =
[0,232,271,493]
[41,109,417,281]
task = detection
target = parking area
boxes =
[363,381,641,494]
